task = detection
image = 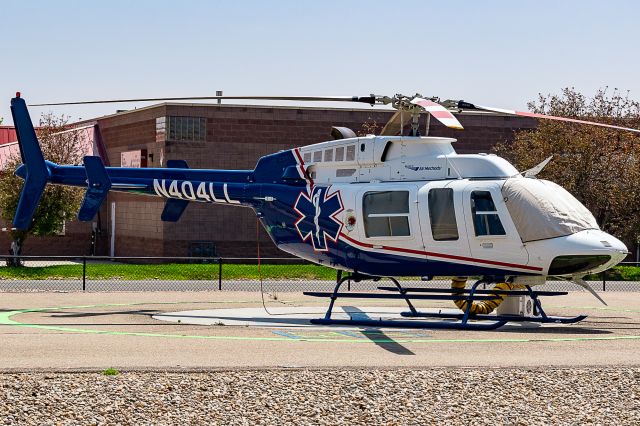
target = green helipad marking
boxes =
[1,302,640,344]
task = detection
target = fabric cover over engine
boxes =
[501,178,599,243]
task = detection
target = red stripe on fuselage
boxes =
[293,148,314,188]
[339,233,543,272]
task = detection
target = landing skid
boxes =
[303,274,587,330]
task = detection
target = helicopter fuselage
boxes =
[32,134,627,281]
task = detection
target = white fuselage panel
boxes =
[297,136,520,184]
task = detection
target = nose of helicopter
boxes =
[547,230,628,276]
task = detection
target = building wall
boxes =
[0,127,17,144]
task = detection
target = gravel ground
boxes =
[1,368,639,425]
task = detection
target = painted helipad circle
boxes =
[153,306,441,328]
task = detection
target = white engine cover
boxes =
[297,136,520,184]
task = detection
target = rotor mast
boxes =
[377,93,434,136]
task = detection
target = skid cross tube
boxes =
[304,276,508,330]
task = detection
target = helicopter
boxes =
[9,92,637,330]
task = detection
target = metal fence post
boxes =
[218,258,223,291]
[82,256,87,292]
[602,270,606,292]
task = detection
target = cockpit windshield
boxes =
[501,178,599,243]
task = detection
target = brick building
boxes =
[0,104,536,257]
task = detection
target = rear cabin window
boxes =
[428,188,459,241]
[363,191,410,237]
[471,191,506,236]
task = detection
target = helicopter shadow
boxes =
[342,306,415,355]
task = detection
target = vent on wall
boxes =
[188,241,217,258]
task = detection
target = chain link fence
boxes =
[0,256,638,292]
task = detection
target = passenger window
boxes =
[428,188,459,241]
[363,191,410,237]
[471,191,506,236]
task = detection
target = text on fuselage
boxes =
[152,179,240,204]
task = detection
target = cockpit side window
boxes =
[428,188,459,241]
[471,191,506,236]
[363,191,410,237]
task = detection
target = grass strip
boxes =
[0,263,338,281]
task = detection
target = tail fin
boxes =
[10,95,50,230]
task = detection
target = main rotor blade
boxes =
[29,95,378,107]
[411,98,464,130]
[380,110,413,136]
[445,100,640,134]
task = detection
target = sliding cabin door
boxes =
[418,181,471,275]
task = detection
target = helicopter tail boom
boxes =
[10,95,258,230]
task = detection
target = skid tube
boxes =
[304,275,588,329]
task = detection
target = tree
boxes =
[494,87,640,250]
[0,114,85,265]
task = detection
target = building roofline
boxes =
[71,102,514,126]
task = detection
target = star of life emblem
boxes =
[293,186,344,252]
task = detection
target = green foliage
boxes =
[585,266,640,281]
[101,368,119,376]
[0,114,84,253]
[494,88,640,247]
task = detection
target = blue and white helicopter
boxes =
[10,93,637,330]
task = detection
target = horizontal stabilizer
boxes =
[78,156,112,221]
[160,159,190,221]
[11,96,50,230]
[161,198,189,222]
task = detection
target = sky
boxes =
[1,0,639,125]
